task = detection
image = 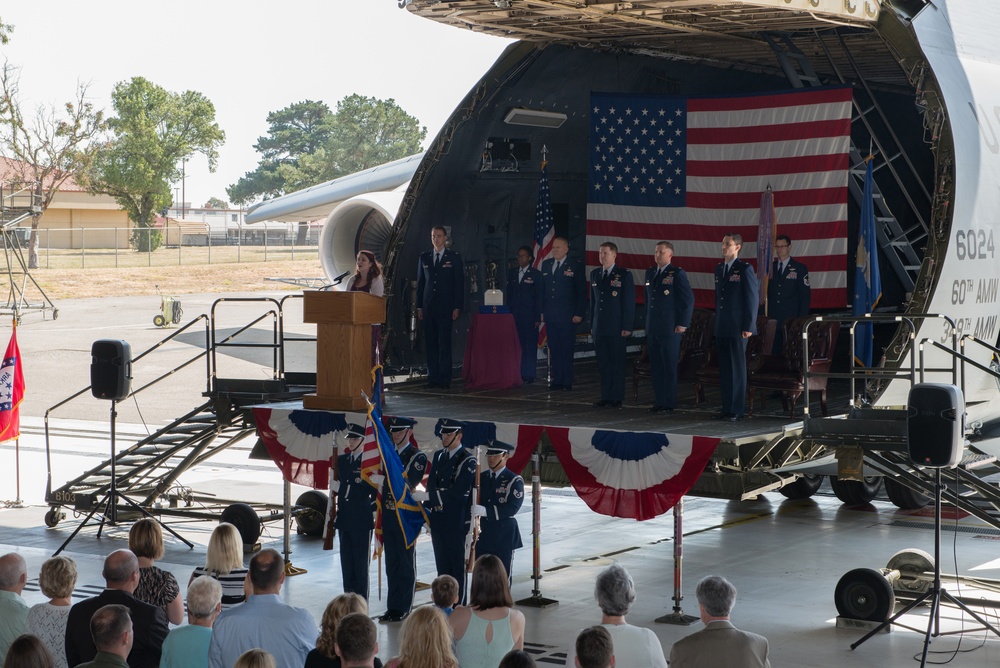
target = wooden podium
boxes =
[303,290,385,411]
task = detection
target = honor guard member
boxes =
[423,418,477,604]
[540,237,587,390]
[334,423,377,599]
[380,416,428,623]
[506,246,543,383]
[590,241,635,408]
[644,241,695,414]
[766,235,811,353]
[417,226,465,389]
[472,440,524,582]
[713,233,759,422]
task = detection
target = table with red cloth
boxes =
[462,312,523,389]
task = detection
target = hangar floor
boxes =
[4,416,1000,666]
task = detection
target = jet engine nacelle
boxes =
[318,186,407,280]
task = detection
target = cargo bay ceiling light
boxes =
[503,108,568,129]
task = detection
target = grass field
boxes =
[12,251,325,299]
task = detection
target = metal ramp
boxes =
[765,30,933,293]
[43,296,319,542]
[0,181,57,322]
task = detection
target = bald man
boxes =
[0,553,29,662]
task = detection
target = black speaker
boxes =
[91,339,132,401]
[907,383,964,468]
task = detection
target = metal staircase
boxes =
[0,180,57,321]
[43,296,318,542]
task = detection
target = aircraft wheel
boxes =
[294,490,328,537]
[44,507,63,528]
[153,315,166,327]
[886,548,934,596]
[220,503,262,546]
[830,476,882,505]
[884,478,930,509]
[779,474,824,499]
[835,568,895,621]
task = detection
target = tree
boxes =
[205,196,228,209]
[227,100,334,205]
[0,18,12,44]
[83,77,224,251]
[0,63,106,268]
[227,95,425,206]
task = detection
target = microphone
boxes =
[320,271,352,290]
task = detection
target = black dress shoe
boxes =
[726,414,743,422]
[658,407,674,414]
[608,401,622,408]
[562,385,572,391]
[380,610,409,622]
[548,384,562,390]
[647,405,663,413]
[593,400,611,407]
[710,412,730,420]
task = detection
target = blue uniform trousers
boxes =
[424,310,453,386]
[382,518,416,613]
[429,514,469,604]
[546,322,575,388]
[339,528,371,600]
[718,336,748,416]
[648,330,682,409]
[515,317,538,380]
[595,334,627,402]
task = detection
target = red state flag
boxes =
[0,328,25,443]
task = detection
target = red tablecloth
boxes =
[462,312,523,389]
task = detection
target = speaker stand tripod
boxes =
[54,400,193,556]
[851,468,1000,666]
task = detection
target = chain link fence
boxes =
[28,223,321,269]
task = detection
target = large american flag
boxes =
[586,87,853,309]
[532,162,555,270]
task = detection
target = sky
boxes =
[0,2,512,208]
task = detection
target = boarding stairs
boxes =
[0,180,57,321]
[43,296,319,538]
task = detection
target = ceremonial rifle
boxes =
[466,445,482,573]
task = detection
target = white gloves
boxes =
[411,491,430,502]
[472,504,487,517]
[369,474,385,488]
[331,480,341,493]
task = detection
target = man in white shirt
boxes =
[0,552,29,663]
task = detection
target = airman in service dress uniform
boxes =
[590,241,635,408]
[423,418,478,604]
[506,246,543,383]
[334,423,377,599]
[713,233,759,422]
[766,234,811,353]
[417,226,464,388]
[540,237,587,390]
[644,241,694,414]
[473,440,524,582]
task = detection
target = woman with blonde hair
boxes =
[306,592,383,668]
[233,648,276,668]
[385,605,458,668]
[189,522,250,608]
[128,517,184,624]
[450,555,525,668]
[24,556,77,668]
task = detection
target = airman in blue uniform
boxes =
[644,241,695,414]
[333,423,377,599]
[766,234,811,353]
[590,241,636,408]
[714,233,759,422]
[417,226,465,388]
[379,416,427,623]
[506,246,543,383]
[473,440,524,582]
[423,418,478,604]
[540,237,587,390]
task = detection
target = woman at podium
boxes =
[343,250,384,366]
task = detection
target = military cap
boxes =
[387,416,417,432]
[438,418,465,433]
[485,440,514,455]
[344,423,366,438]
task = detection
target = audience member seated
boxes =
[334,613,379,668]
[189,522,249,609]
[668,575,770,668]
[385,606,458,668]
[74,604,133,668]
[0,553,30,663]
[232,648,276,668]
[450,555,525,668]
[128,519,184,625]
[306,593,383,668]
[2,634,55,668]
[431,574,459,618]
[207,548,315,668]
[159,575,223,668]
[65,550,168,668]
[574,626,614,668]
[564,563,667,668]
[498,649,537,668]
[24,555,77,668]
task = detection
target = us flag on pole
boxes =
[0,327,24,443]
[586,86,852,309]
[532,162,555,271]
